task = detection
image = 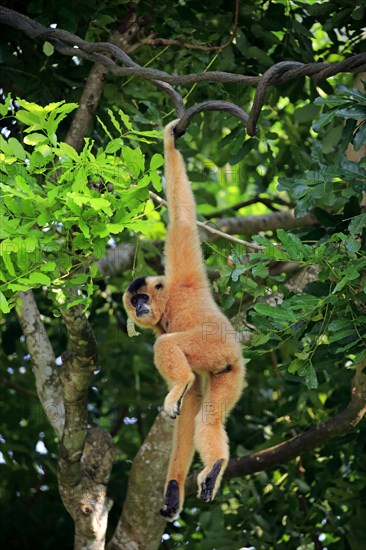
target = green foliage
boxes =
[227,85,366,392]
[0,99,162,312]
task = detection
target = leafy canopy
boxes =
[0,97,164,312]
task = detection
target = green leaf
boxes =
[341,160,366,178]
[93,239,106,259]
[56,142,80,161]
[105,139,124,154]
[150,153,164,170]
[328,328,356,343]
[122,146,144,177]
[1,252,16,276]
[78,220,90,238]
[23,133,48,146]
[0,93,12,117]
[254,303,297,322]
[298,362,318,389]
[43,41,54,56]
[150,171,162,191]
[277,229,308,261]
[7,138,26,160]
[354,123,366,151]
[349,213,366,236]
[0,291,11,313]
[40,262,57,272]
[118,109,132,131]
[333,265,360,293]
[337,106,366,119]
[27,272,51,285]
[106,223,125,234]
[107,108,121,134]
[312,110,337,132]
[252,263,269,278]
[231,267,245,282]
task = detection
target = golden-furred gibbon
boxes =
[123,120,245,520]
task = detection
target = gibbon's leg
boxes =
[160,377,203,520]
[154,333,196,419]
[195,362,244,501]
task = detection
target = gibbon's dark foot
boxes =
[166,383,189,419]
[160,480,180,519]
[199,460,223,501]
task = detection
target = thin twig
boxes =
[149,191,264,250]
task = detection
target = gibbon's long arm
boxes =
[124,120,245,521]
[163,122,207,286]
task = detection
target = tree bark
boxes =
[16,291,65,438]
[107,412,174,550]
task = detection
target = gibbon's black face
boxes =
[130,293,150,317]
[123,275,167,328]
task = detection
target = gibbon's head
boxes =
[123,275,167,328]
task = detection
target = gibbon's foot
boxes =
[199,460,223,501]
[164,383,189,419]
[160,480,180,520]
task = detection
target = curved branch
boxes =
[226,360,366,479]
[174,101,249,138]
[0,7,185,117]
[186,360,366,493]
[247,61,303,135]
[1,7,366,132]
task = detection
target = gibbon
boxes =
[123,120,245,520]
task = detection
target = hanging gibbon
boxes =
[123,120,245,520]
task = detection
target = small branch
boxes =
[149,191,263,250]
[205,195,293,219]
[16,290,65,438]
[174,101,249,138]
[132,0,239,53]
[2,377,38,398]
[228,360,366,478]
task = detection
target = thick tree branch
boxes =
[16,290,65,438]
[58,305,99,484]
[1,7,365,133]
[210,210,318,237]
[150,191,317,245]
[107,411,174,550]
[58,304,115,550]
[226,360,366,479]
